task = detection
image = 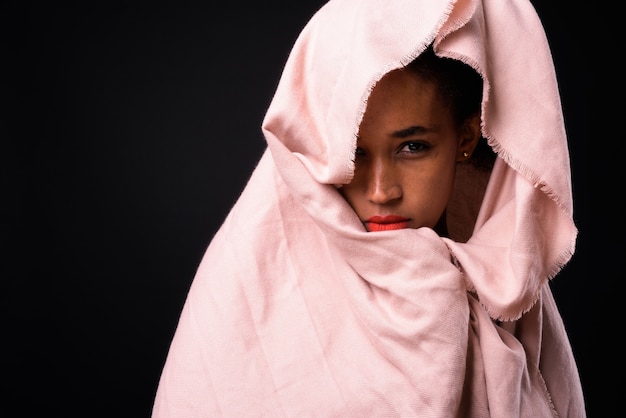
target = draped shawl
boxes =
[153,0,586,416]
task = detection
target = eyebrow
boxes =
[391,125,433,138]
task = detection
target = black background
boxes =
[4,1,620,417]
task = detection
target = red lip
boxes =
[365,215,410,232]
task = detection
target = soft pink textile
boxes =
[153,0,585,416]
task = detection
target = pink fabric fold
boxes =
[153,0,586,416]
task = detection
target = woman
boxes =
[153,0,586,416]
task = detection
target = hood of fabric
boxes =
[262,0,577,320]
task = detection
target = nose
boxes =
[366,158,402,204]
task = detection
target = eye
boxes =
[354,146,366,157]
[399,141,429,154]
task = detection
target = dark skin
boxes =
[339,67,481,233]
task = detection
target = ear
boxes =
[456,113,481,162]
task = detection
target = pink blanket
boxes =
[153,0,586,416]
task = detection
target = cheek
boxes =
[402,161,456,214]
[433,165,457,208]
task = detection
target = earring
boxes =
[463,152,469,158]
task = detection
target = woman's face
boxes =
[340,68,478,232]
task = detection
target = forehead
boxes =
[359,68,450,133]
